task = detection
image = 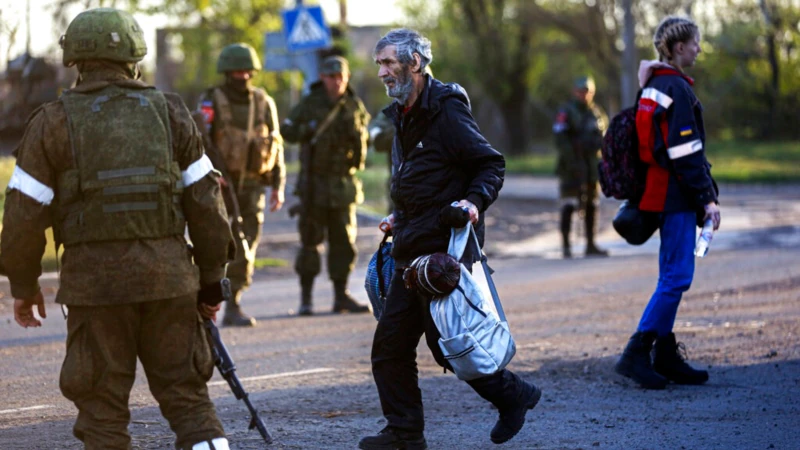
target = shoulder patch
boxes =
[200,100,214,126]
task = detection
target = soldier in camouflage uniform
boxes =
[553,76,609,258]
[197,43,286,327]
[2,9,234,450]
[282,56,371,316]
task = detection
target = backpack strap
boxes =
[467,225,507,323]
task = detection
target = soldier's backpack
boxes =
[597,93,645,201]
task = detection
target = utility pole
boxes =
[25,0,31,55]
[620,0,637,108]
[339,0,348,32]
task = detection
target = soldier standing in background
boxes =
[2,8,234,449]
[282,56,371,316]
[198,43,286,327]
[553,76,609,258]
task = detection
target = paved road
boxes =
[1,178,799,449]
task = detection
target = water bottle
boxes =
[694,218,714,258]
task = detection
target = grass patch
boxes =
[504,140,800,182]
[253,257,288,269]
[504,153,557,176]
[705,140,800,182]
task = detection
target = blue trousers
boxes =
[638,211,696,336]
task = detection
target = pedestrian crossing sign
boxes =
[282,5,332,53]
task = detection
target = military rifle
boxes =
[203,278,272,444]
[191,111,253,261]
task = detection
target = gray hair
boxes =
[374,28,433,71]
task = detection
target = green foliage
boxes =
[704,140,800,182]
[502,140,800,183]
[400,0,800,147]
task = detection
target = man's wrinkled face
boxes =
[375,45,414,101]
[321,71,349,98]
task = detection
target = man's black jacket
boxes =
[384,75,505,263]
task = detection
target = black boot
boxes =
[615,331,667,389]
[221,290,257,327]
[560,204,574,259]
[298,276,314,316]
[585,202,609,257]
[490,379,542,444]
[653,333,709,385]
[358,427,427,450]
[333,280,370,314]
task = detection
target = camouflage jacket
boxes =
[553,99,608,185]
[0,69,234,305]
[282,82,370,208]
[198,84,285,192]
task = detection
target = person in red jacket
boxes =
[614,16,721,390]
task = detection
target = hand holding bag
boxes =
[364,231,394,320]
[430,223,516,380]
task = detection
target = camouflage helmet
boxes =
[217,43,262,73]
[60,8,147,67]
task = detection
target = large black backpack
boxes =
[598,94,646,201]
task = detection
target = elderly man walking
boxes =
[359,28,541,449]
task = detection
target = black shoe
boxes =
[490,381,542,444]
[221,306,256,327]
[585,244,609,257]
[358,427,427,450]
[333,281,370,314]
[560,204,574,259]
[297,304,313,316]
[615,331,668,389]
[653,333,709,385]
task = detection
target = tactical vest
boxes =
[212,88,277,176]
[55,84,185,246]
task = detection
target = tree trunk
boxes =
[498,94,529,155]
[759,0,780,137]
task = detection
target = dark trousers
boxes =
[371,267,525,432]
[295,204,357,281]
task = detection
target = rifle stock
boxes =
[204,318,273,444]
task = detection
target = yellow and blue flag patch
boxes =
[679,126,693,137]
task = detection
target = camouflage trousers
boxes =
[227,181,266,293]
[59,295,224,449]
[295,204,357,281]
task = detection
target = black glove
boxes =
[198,278,232,306]
[439,204,470,228]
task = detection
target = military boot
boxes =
[490,379,542,444]
[298,276,314,316]
[560,204,574,259]
[653,333,709,385]
[221,290,257,327]
[614,331,668,389]
[333,280,370,314]
[358,427,427,450]
[585,202,609,257]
